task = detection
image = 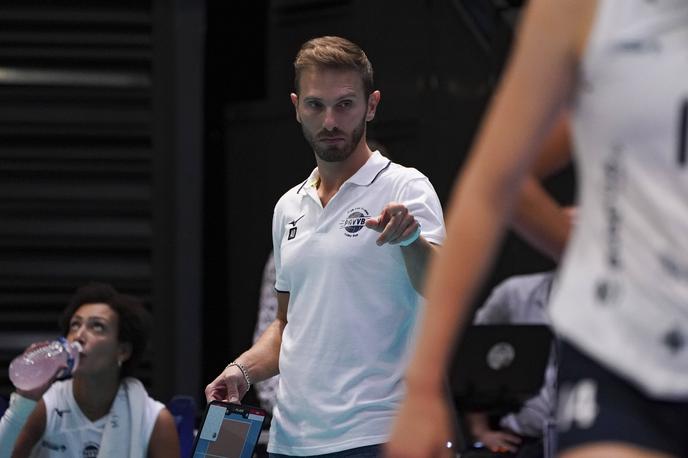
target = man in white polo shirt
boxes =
[205,36,445,457]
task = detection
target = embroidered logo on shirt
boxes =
[594,278,622,305]
[613,39,661,54]
[287,214,305,240]
[82,442,99,458]
[340,207,370,238]
[663,328,685,354]
[658,253,688,282]
[289,214,305,226]
[41,440,67,452]
[54,407,71,417]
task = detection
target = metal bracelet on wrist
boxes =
[227,361,252,388]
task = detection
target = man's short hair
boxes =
[294,36,374,96]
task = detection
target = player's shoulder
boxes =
[381,161,430,184]
[275,179,309,208]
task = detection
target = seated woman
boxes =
[0,283,180,457]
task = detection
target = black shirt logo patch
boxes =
[287,214,304,240]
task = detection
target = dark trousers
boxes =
[462,437,543,458]
[269,443,383,458]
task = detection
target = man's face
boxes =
[291,68,379,162]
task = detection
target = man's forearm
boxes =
[401,236,438,295]
[235,318,285,383]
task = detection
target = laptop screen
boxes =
[191,401,267,458]
[449,324,553,411]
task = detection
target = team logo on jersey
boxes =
[613,39,661,54]
[82,442,99,458]
[40,440,66,452]
[594,278,622,304]
[340,207,370,238]
[110,413,119,428]
[663,328,685,354]
[659,253,688,282]
[54,407,71,417]
[287,214,305,240]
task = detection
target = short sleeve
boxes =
[396,177,445,245]
[272,202,289,293]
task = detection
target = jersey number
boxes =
[680,99,687,167]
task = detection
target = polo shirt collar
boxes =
[347,151,391,186]
[298,151,391,194]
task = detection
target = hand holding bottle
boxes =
[9,338,82,400]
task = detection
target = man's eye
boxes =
[306,101,322,109]
[338,100,352,108]
[92,322,105,331]
[70,322,80,330]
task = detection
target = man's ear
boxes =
[290,93,301,123]
[366,90,381,122]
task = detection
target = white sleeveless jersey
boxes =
[32,379,163,457]
[549,0,688,399]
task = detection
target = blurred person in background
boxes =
[388,0,688,457]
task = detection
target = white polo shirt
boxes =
[269,151,445,455]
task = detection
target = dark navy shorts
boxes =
[556,340,688,456]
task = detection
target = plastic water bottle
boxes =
[9,337,82,391]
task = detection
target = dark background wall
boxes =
[0,0,574,407]
[0,0,204,404]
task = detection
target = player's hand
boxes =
[475,429,522,453]
[204,364,249,404]
[384,389,454,458]
[365,202,420,246]
[14,341,67,401]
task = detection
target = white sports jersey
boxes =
[33,379,163,457]
[550,0,688,398]
[269,151,445,455]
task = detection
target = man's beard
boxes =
[304,116,366,163]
